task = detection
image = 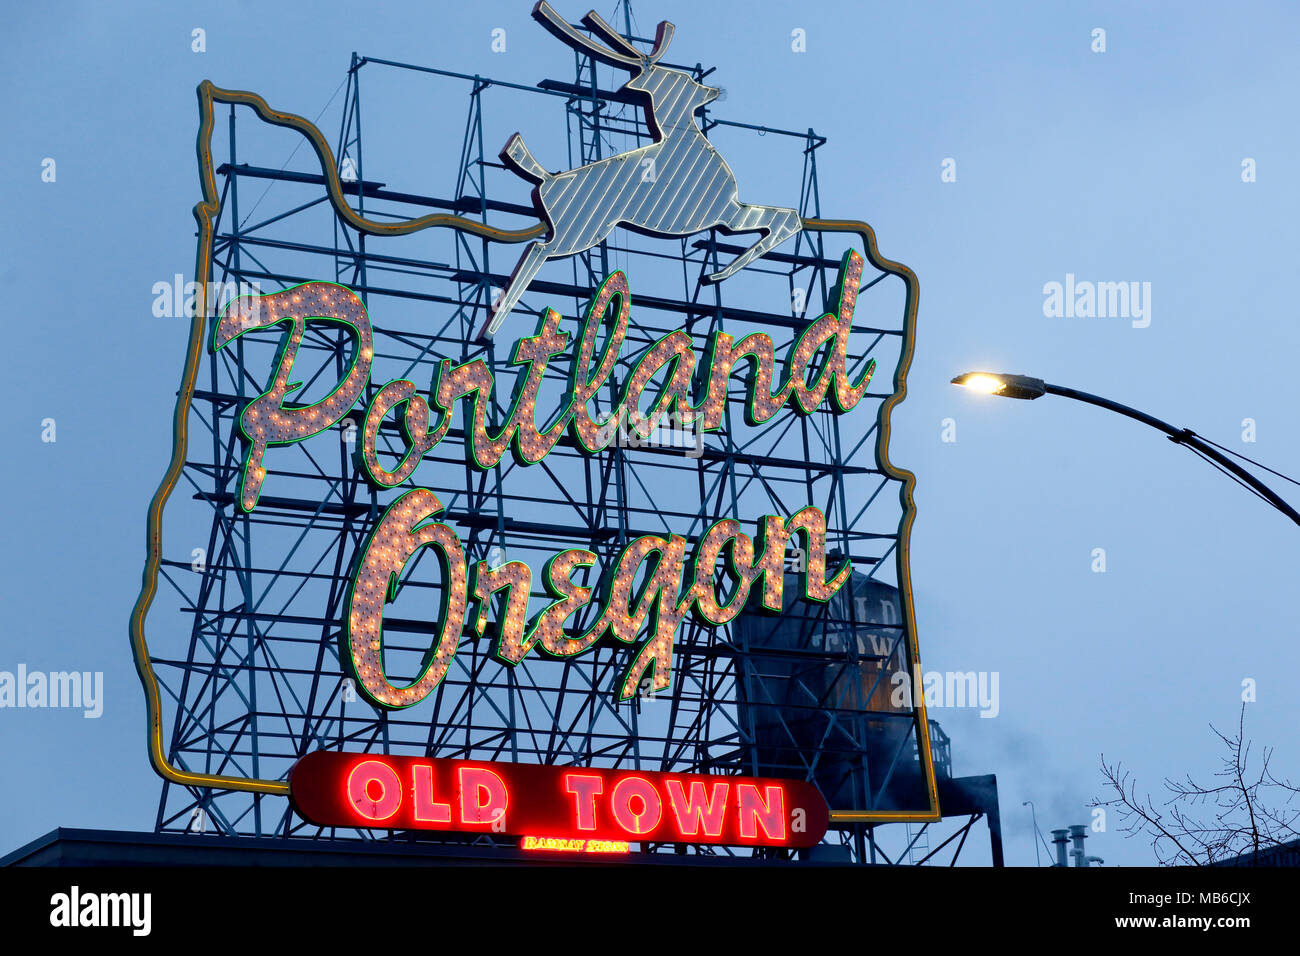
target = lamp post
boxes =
[951,371,1300,528]
[1022,800,1042,867]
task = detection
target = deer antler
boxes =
[532,2,642,69]
[648,19,674,62]
[581,10,674,64]
[580,10,647,60]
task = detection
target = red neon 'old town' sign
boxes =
[289,751,830,848]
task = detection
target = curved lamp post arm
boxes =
[952,371,1300,528]
[1041,383,1300,528]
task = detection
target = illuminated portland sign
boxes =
[214,259,873,706]
[289,752,829,848]
[129,0,939,835]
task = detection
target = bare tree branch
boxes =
[1089,705,1295,866]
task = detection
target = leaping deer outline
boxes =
[480,1,803,339]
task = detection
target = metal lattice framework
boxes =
[140,7,979,863]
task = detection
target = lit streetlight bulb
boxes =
[956,373,1006,394]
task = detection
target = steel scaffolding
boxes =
[146,5,996,864]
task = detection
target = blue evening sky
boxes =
[2,0,1298,866]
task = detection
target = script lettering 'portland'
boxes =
[212,250,876,708]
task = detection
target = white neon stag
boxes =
[481,2,803,339]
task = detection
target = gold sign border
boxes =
[127,81,939,824]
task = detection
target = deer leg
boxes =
[705,204,803,283]
[478,242,550,341]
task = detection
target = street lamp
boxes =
[1022,800,1043,867]
[952,371,1300,527]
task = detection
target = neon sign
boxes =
[521,836,630,854]
[218,254,872,706]
[222,256,873,495]
[128,1,938,827]
[289,752,830,848]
